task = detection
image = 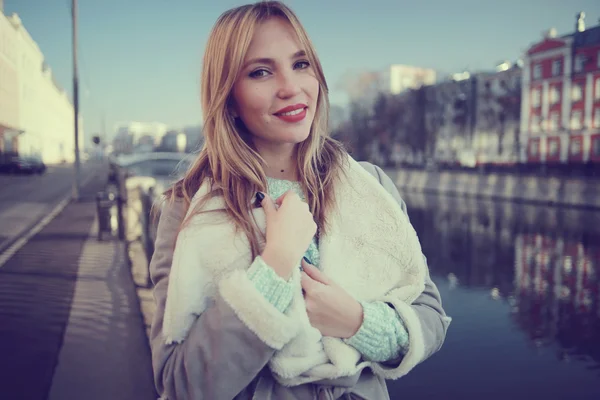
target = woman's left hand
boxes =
[301,259,364,339]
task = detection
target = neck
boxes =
[255,142,298,181]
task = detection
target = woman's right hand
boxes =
[259,190,317,280]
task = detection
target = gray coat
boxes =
[149,162,450,400]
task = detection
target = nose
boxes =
[276,71,301,99]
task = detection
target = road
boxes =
[0,161,101,253]
[0,160,157,399]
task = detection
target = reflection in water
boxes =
[402,192,600,374]
[515,234,599,370]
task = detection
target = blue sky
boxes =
[4,0,599,139]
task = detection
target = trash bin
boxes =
[96,191,116,241]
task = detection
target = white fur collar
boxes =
[163,156,427,385]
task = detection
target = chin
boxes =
[266,127,311,145]
[286,130,311,145]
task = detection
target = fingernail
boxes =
[255,192,265,206]
[303,256,310,264]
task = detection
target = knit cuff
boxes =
[344,301,410,362]
[247,256,295,313]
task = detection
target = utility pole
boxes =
[72,0,82,200]
[101,111,107,160]
[102,111,107,145]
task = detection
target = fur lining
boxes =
[371,299,426,379]
[219,269,301,350]
[162,155,428,385]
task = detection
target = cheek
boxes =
[306,76,320,102]
[235,84,271,118]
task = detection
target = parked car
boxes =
[25,156,46,174]
[0,156,46,175]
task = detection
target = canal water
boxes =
[387,193,600,400]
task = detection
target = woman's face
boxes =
[231,17,320,151]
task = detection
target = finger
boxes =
[301,258,318,276]
[302,260,331,285]
[259,192,276,217]
[301,257,312,270]
[301,271,316,291]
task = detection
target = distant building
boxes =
[0,5,21,162]
[428,77,477,166]
[112,121,168,154]
[158,130,187,153]
[425,63,522,167]
[380,64,437,95]
[182,125,203,153]
[0,11,82,164]
[343,65,436,107]
[521,12,600,165]
[472,64,522,165]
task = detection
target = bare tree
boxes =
[336,101,372,161]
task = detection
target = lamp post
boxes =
[72,0,81,200]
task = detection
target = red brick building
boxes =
[521,14,600,166]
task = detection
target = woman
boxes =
[150,2,450,399]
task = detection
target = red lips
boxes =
[274,103,307,115]
[273,103,308,123]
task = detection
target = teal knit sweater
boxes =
[246,177,409,362]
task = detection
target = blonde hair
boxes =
[165,1,347,257]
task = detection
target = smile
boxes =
[274,104,308,123]
[279,108,304,116]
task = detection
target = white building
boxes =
[380,64,437,95]
[0,9,83,164]
[343,64,437,108]
[0,2,22,160]
[112,121,169,154]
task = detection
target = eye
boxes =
[249,68,270,78]
[294,60,310,70]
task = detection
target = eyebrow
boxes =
[243,50,307,69]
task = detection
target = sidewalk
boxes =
[0,166,156,400]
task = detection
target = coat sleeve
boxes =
[363,163,451,377]
[149,198,291,400]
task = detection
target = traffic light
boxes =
[92,135,100,145]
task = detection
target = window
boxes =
[571,110,582,130]
[550,86,561,104]
[552,60,562,76]
[531,115,540,133]
[597,50,600,69]
[572,84,583,102]
[593,138,600,156]
[530,142,539,156]
[571,140,582,155]
[549,112,560,131]
[533,64,542,79]
[596,79,600,100]
[595,108,600,128]
[574,54,585,72]
[549,140,559,156]
[532,89,541,107]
